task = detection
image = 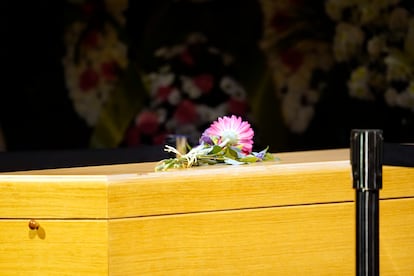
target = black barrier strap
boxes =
[383,142,414,167]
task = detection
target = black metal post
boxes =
[350,129,383,276]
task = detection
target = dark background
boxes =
[2,1,91,151]
[1,0,414,160]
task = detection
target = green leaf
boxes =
[228,146,246,159]
[263,153,278,161]
[239,155,260,163]
[224,158,245,165]
[224,147,239,159]
[198,159,218,165]
[209,145,224,155]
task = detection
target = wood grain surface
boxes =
[0,148,413,275]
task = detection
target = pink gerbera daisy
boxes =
[201,115,254,153]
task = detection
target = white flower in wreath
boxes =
[147,70,176,105]
[333,22,365,62]
[280,62,320,133]
[348,66,375,100]
[281,89,315,134]
[181,75,202,99]
[384,53,412,82]
[367,35,386,58]
[167,88,182,106]
[385,84,414,110]
[220,76,247,100]
[196,103,229,125]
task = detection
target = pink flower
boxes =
[156,85,174,102]
[79,67,99,91]
[180,49,194,66]
[174,100,197,124]
[193,74,214,93]
[136,111,159,135]
[201,115,254,153]
[152,131,169,145]
[101,61,119,82]
[280,48,304,73]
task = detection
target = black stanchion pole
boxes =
[350,129,383,276]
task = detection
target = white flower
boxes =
[156,108,167,124]
[348,66,375,100]
[155,45,186,59]
[367,35,386,58]
[281,91,315,134]
[384,53,412,82]
[384,87,399,106]
[181,76,202,99]
[385,83,414,110]
[220,77,247,100]
[333,22,365,62]
[196,105,217,123]
[149,72,175,98]
[359,3,381,24]
[71,92,103,126]
[291,106,315,134]
[167,88,182,105]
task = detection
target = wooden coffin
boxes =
[0,148,413,275]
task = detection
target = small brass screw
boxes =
[28,219,40,230]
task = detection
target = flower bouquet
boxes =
[155,115,276,171]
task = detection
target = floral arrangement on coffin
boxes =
[326,0,414,110]
[155,115,275,171]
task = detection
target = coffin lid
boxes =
[1,148,413,219]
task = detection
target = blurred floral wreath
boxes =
[259,0,414,134]
[123,33,251,147]
[62,0,149,149]
[63,0,414,149]
[259,0,335,134]
[63,0,252,148]
[62,0,129,127]
[326,0,414,109]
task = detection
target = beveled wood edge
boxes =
[1,148,350,175]
[1,148,413,219]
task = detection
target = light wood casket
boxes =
[0,148,414,275]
